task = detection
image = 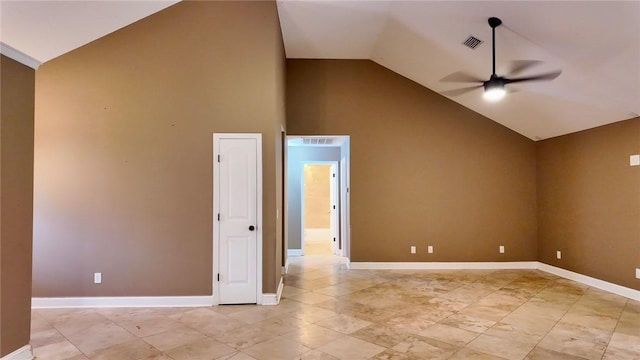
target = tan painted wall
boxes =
[33,1,285,296]
[287,60,538,262]
[0,55,34,357]
[537,118,640,290]
[304,165,331,229]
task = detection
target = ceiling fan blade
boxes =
[440,85,483,97]
[505,70,562,84]
[506,60,543,76]
[440,71,484,83]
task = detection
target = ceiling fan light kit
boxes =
[483,85,506,101]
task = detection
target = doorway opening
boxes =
[285,136,350,262]
[302,162,338,256]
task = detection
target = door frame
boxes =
[212,133,263,305]
[300,161,340,256]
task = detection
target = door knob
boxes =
[249,225,255,231]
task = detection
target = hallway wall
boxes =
[287,147,341,250]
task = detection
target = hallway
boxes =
[30,252,640,359]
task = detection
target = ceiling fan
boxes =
[442,17,562,101]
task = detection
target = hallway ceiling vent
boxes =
[303,138,335,145]
[463,35,483,49]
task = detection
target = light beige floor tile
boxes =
[33,340,83,360]
[31,327,67,348]
[285,291,336,305]
[457,304,512,322]
[390,337,458,360]
[350,324,417,348]
[318,337,386,360]
[243,336,311,360]
[104,309,184,338]
[31,255,638,360]
[216,351,257,360]
[545,321,612,346]
[90,338,161,360]
[226,307,281,325]
[615,310,640,336]
[290,304,338,323]
[297,349,340,360]
[315,314,371,334]
[417,323,479,347]
[602,346,640,360]
[213,323,280,350]
[559,312,618,332]
[143,325,208,351]
[466,334,535,360]
[537,332,606,360]
[286,323,343,349]
[165,338,237,360]
[438,313,496,333]
[607,332,640,354]
[525,347,591,360]
[253,315,307,336]
[172,308,247,335]
[63,321,136,356]
[449,347,507,360]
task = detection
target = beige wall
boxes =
[537,118,640,290]
[33,1,285,296]
[0,55,34,357]
[304,165,331,229]
[287,60,538,262]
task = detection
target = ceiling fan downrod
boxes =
[488,17,502,77]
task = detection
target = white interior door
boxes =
[215,134,261,304]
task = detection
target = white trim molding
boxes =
[538,263,640,301]
[288,249,303,257]
[32,296,214,309]
[1,345,33,360]
[261,278,284,306]
[0,43,40,70]
[348,261,539,270]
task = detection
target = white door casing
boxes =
[213,133,262,305]
[329,163,339,255]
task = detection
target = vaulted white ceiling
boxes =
[2,1,638,140]
[277,0,640,140]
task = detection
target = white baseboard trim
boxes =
[1,345,33,360]
[282,259,289,274]
[32,296,214,309]
[348,261,539,270]
[288,249,303,257]
[261,277,284,306]
[538,263,640,301]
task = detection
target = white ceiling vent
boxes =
[303,138,334,145]
[463,35,483,49]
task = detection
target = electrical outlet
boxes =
[636,268,640,279]
[427,245,433,254]
[630,154,640,166]
[94,272,102,284]
[556,251,562,259]
[410,246,416,254]
[499,245,505,254]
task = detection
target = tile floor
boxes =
[31,243,640,359]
